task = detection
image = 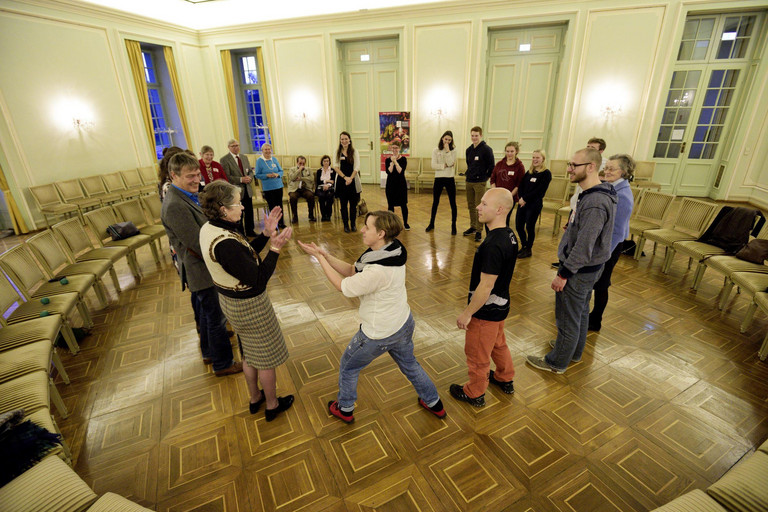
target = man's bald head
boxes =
[486,187,515,214]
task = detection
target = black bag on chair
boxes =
[106,221,139,240]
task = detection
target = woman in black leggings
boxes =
[333,131,361,232]
[425,131,458,234]
[515,149,551,258]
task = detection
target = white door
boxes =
[652,13,762,195]
[340,39,400,184]
[483,26,565,161]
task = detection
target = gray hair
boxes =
[227,139,239,147]
[199,180,241,220]
[608,153,636,181]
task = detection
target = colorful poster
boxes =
[379,111,410,155]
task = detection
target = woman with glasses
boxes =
[515,150,552,258]
[198,181,295,422]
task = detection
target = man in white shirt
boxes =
[298,210,445,423]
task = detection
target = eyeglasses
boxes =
[222,203,243,209]
[567,162,590,169]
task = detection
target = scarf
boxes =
[354,239,407,272]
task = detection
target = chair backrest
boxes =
[242,154,258,169]
[629,186,645,212]
[456,158,467,174]
[102,172,127,194]
[141,194,162,223]
[634,190,676,223]
[120,169,143,189]
[419,157,434,176]
[634,161,656,181]
[113,199,150,229]
[28,184,64,208]
[0,244,46,297]
[26,230,74,276]
[544,177,570,203]
[549,159,568,176]
[55,180,88,202]
[52,217,97,257]
[83,207,120,245]
[673,198,720,237]
[80,176,108,197]
[0,272,25,322]
[137,166,157,186]
[307,155,323,169]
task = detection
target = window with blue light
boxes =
[234,53,271,152]
[142,50,172,160]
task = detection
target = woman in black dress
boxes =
[315,155,336,221]
[515,149,552,258]
[333,131,361,232]
[384,142,409,230]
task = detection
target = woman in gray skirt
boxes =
[199,181,294,422]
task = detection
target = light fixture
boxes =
[72,118,94,131]
[601,104,622,118]
[519,43,531,52]
[721,31,737,41]
[360,54,370,62]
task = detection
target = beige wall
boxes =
[1,0,767,228]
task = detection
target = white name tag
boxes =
[530,177,537,182]
[474,156,479,161]
[341,156,346,160]
[508,171,514,176]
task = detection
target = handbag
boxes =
[735,239,768,264]
[357,197,369,217]
[106,221,140,241]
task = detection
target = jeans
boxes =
[465,182,487,231]
[545,269,602,371]
[337,313,438,409]
[192,287,234,372]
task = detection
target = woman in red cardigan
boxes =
[490,141,525,226]
[199,145,229,185]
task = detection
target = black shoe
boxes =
[344,225,350,233]
[474,232,482,242]
[425,224,434,232]
[489,370,515,394]
[291,218,299,224]
[350,224,356,232]
[451,225,457,235]
[265,395,294,422]
[309,217,316,222]
[463,227,476,236]
[518,248,531,259]
[551,262,560,269]
[404,223,410,231]
[249,390,265,414]
[449,384,485,407]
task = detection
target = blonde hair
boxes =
[532,149,546,171]
[365,210,402,241]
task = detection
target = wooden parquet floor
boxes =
[25,185,768,511]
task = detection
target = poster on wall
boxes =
[379,111,410,186]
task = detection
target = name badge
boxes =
[569,209,576,224]
[341,156,346,160]
[474,156,479,161]
[530,177,537,182]
[508,171,514,176]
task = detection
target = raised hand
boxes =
[270,226,292,249]
[297,240,327,258]
[264,206,282,236]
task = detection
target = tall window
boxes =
[142,50,173,160]
[653,14,759,160]
[235,53,271,152]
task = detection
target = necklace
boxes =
[204,164,214,182]
[264,158,275,170]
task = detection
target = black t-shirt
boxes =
[468,227,518,321]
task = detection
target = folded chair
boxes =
[639,198,720,273]
[28,184,79,228]
[629,190,676,259]
[79,175,122,205]
[0,272,91,354]
[0,244,106,309]
[26,230,118,298]
[83,207,155,276]
[113,199,166,262]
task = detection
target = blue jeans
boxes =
[192,287,234,372]
[546,269,602,371]
[337,313,438,409]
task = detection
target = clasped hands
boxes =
[262,207,292,249]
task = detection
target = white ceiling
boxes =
[72,0,446,30]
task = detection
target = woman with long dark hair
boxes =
[333,131,361,232]
[426,131,457,234]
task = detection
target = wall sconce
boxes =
[72,118,94,131]
[430,108,446,119]
[601,104,622,119]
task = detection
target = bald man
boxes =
[450,188,518,407]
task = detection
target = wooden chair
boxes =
[307,155,323,169]
[52,217,132,287]
[629,190,676,259]
[28,184,79,228]
[141,193,162,223]
[120,169,154,195]
[0,340,70,416]
[113,199,166,262]
[79,176,122,205]
[27,229,119,298]
[102,171,140,200]
[83,207,155,276]
[54,179,102,221]
[0,243,105,310]
[633,160,661,189]
[416,157,435,193]
[137,165,158,188]
[541,177,570,234]
[455,158,467,190]
[549,159,568,177]
[720,271,768,329]
[639,198,720,273]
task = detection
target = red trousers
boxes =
[463,317,515,398]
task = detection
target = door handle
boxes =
[369,141,373,150]
[680,141,687,155]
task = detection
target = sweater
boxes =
[431,147,457,178]
[518,169,552,205]
[490,158,525,201]
[255,157,284,192]
[609,179,634,252]
[465,141,495,183]
[557,182,617,278]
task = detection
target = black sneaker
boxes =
[518,248,531,259]
[550,262,559,269]
[474,232,482,242]
[404,223,410,230]
[463,227,476,236]
[488,370,514,394]
[449,384,485,407]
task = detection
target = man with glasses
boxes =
[221,139,257,237]
[527,148,616,374]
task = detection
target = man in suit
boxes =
[161,152,242,376]
[221,139,257,237]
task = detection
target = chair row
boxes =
[28,166,157,228]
